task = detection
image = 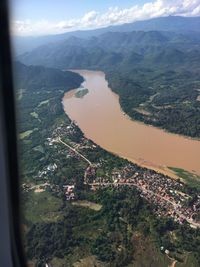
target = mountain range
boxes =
[15,15,200,138]
[14,15,200,55]
[18,30,200,71]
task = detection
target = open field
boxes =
[127,234,170,267]
[24,191,63,224]
[72,200,102,211]
[19,130,34,140]
[73,256,104,267]
[176,254,199,267]
[168,167,200,189]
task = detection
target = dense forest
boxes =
[26,186,200,267]
[107,68,200,137]
[15,62,83,180]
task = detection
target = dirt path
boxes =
[168,260,177,267]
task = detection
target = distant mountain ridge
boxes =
[14,16,200,55]
[18,30,200,71]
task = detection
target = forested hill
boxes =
[14,61,83,91]
[18,30,200,70]
[17,29,200,138]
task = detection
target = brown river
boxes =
[63,70,200,178]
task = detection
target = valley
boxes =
[16,62,200,267]
[13,14,200,267]
[19,30,200,139]
[63,70,200,179]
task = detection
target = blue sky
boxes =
[10,0,200,36]
[11,0,148,21]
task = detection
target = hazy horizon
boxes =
[11,0,200,37]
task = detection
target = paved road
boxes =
[58,137,92,166]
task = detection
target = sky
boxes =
[11,0,200,36]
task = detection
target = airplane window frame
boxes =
[0,1,27,266]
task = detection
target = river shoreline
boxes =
[62,69,200,179]
[71,69,200,142]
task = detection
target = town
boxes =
[23,121,200,229]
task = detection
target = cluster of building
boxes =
[26,121,200,228]
[50,122,77,141]
[84,166,96,183]
[90,166,200,228]
[112,164,138,179]
[130,170,200,226]
[36,163,58,180]
[63,185,75,200]
[21,182,51,193]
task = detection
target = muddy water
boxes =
[63,70,200,178]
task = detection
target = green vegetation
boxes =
[14,61,83,91]
[72,200,102,211]
[25,187,200,267]
[168,167,200,189]
[176,253,199,267]
[19,130,34,140]
[19,30,200,137]
[75,88,89,98]
[73,256,104,267]
[16,61,200,266]
[30,111,39,119]
[38,99,49,107]
[22,191,63,223]
[107,68,200,138]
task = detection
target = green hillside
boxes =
[18,30,200,137]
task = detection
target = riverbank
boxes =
[18,64,200,267]
[63,69,200,180]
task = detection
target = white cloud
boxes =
[82,11,98,23]
[12,0,200,36]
